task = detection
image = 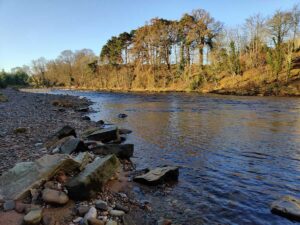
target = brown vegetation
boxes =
[24,5,300,96]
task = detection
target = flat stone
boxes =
[95,200,108,211]
[23,209,42,225]
[109,209,125,217]
[0,154,80,200]
[42,188,69,205]
[3,200,15,211]
[271,195,300,221]
[59,136,87,154]
[83,126,119,143]
[91,144,134,159]
[133,166,179,185]
[66,155,120,200]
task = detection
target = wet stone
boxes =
[95,200,108,211]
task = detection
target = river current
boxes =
[50,90,300,225]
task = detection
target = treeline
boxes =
[0,68,29,88]
[16,5,300,93]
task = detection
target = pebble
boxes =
[95,200,108,211]
[77,205,90,216]
[23,209,42,225]
[109,209,125,217]
[3,200,15,211]
[83,207,97,224]
[42,188,69,205]
[87,218,105,225]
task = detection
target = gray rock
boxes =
[95,200,108,211]
[46,125,77,148]
[60,136,86,154]
[83,126,119,143]
[109,209,125,217]
[83,207,97,225]
[271,195,300,221]
[66,155,120,200]
[133,166,179,185]
[23,209,42,225]
[0,154,80,200]
[50,136,87,155]
[3,200,15,211]
[91,144,134,159]
[77,205,90,216]
[42,188,69,205]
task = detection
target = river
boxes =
[50,90,300,225]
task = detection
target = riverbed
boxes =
[48,90,300,225]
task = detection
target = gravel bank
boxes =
[0,88,94,175]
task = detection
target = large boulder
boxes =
[91,144,134,159]
[133,166,179,185]
[0,154,80,200]
[82,126,119,143]
[66,155,120,200]
[271,195,300,221]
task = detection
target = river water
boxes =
[50,90,300,225]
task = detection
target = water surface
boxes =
[51,90,300,225]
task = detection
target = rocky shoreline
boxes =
[0,88,178,225]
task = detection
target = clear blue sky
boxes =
[0,0,298,71]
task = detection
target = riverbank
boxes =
[0,88,156,225]
[35,67,300,97]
